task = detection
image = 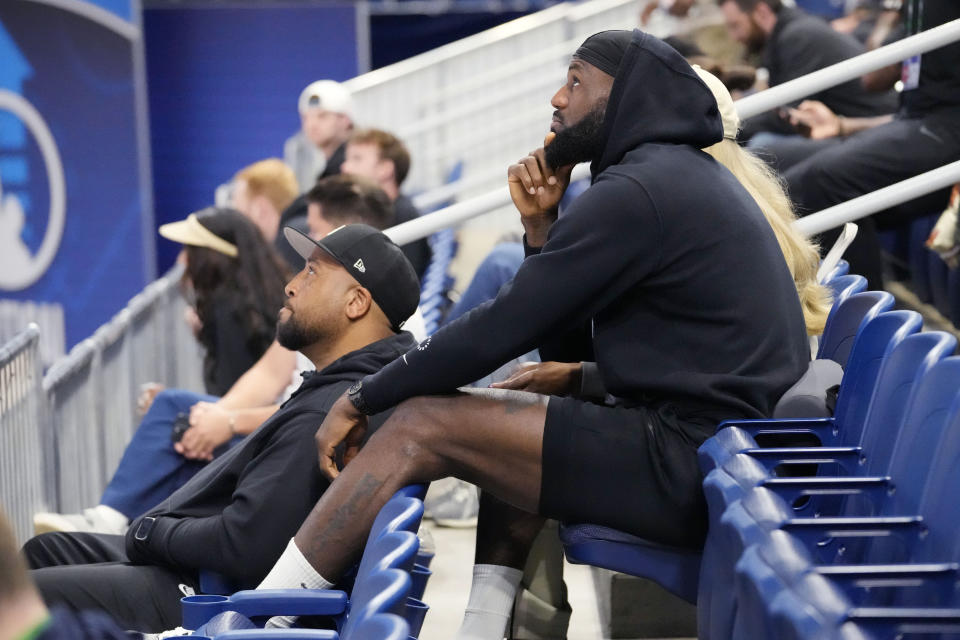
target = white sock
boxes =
[257,538,333,628]
[456,564,524,640]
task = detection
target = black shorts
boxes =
[539,396,713,549]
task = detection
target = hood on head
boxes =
[591,29,724,177]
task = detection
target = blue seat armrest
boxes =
[781,516,923,550]
[761,476,889,509]
[818,563,959,597]
[743,446,861,474]
[849,606,960,636]
[719,418,835,443]
[215,630,339,640]
[182,590,348,629]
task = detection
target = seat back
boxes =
[877,370,960,572]
[342,568,412,637]
[818,290,894,366]
[357,530,419,582]
[822,258,850,284]
[832,310,921,445]
[365,496,424,548]
[826,273,867,309]
[855,332,957,479]
[769,572,849,640]
[868,357,960,529]
[346,612,410,640]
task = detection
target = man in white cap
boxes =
[283,80,355,192]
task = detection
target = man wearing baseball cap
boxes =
[283,80,355,192]
[23,225,420,633]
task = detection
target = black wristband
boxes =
[347,381,373,415]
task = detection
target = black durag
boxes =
[572,29,633,77]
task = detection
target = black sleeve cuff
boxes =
[578,361,608,400]
[522,235,543,257]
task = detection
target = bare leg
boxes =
[294,388,548,579]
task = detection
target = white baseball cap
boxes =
[298,80,354,120]
[692,65,740,141]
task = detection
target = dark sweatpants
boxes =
[24,532,198,633]
[784,111,960,290]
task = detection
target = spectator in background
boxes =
[283,80,355,192]
[162,209,289,396]
[33,176,424,537]
[782,0,960,290]
[717,0,898,151]
[231,159,304,271]
[342,128,433,280]
[23,226,421,633]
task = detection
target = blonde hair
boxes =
[704,139,832,335]
[235,159,299,215]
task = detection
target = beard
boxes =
[276,312,323,352]
[545,99,608,170]
[744,19,766,55]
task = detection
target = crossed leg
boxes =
[293,387,550,580]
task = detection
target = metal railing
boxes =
[0,265,205,538]
[348,0,710,210]
[0,325,51,544]
[386,18,960,246]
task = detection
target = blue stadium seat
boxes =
[822,258,849,283]
[698,337,957,640]
[559,522,701,603]
[818,290,894,366]
[822,274,867,331]
[699,308,920,475]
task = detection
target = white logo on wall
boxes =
[0,90,65,291]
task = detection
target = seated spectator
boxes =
[161,208,289,396]
[717,0,897,152]
[283,80,354,192]
[0,509,129,640]
[33,176,424,537]
[252,30,808,640]
[23,225,421,633]
[781,0,960,289]
[231,159,304,271]
[342,128,433,280]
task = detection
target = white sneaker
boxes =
[33,505,129,535]
[425,480,479,528]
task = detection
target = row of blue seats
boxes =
[181,485,432,640]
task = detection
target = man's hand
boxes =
[787,100,841,139]
[490,361,582,396]
[137,382,165,416]
[315,392,368,480]
[175,401,233,460]
[508,133,575,247]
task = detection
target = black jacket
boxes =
[125,332,417,587]
[359,30,809,428]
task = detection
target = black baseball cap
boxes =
[284,224,420,331]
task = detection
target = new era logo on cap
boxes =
[353,259,366,273]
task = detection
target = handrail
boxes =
[388,21,960,245]
[795,161,960,237]
[737,19,960,119]
[344,0,634,93]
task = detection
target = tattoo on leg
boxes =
[305,473,384,564]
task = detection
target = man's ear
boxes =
[377,159,396,186]
[344,286,373,321]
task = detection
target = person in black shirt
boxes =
[782,0,960,289]
[341,128,433,280]
[22,227,420,633]
[254,29,808,639]
[718,0,898,143]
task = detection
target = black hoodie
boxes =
[360,30,808,428]
[125,331,416,588]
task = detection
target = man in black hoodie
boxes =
[257,29,808,639]
[22,225,420,633]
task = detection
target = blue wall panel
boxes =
[144,5,359,273]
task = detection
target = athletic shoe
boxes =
[425,479,479,528]
[33,505,128,535]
